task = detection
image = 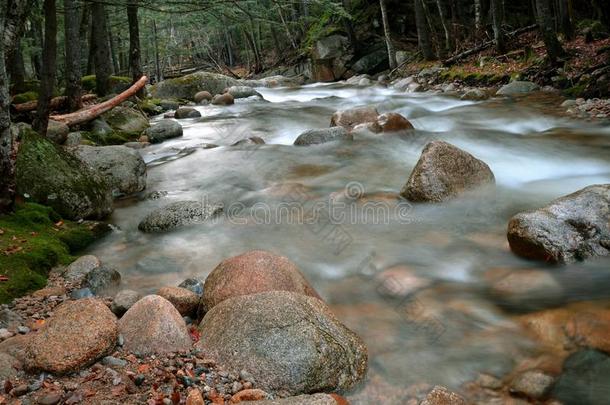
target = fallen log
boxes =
[12,94,97,113]
[442,24,538,66]
[50,75,148,127]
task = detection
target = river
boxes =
[89,82,610,403]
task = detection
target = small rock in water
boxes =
[421,386,466,405]
[174,107,201,119]
[510,370,555,400]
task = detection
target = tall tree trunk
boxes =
[107,14,120,74]
[557,0,573,39]
[223,23,234,66]
[436,0,452,56]
[6,39,26,92]
[490,0,506,53]
[127,0,143,96]
[152,19,161,82]
[535,0,564,64]
[91,1,111,96]
[0,0,15,213]
[64,0,82,111]
[33,0,57,136]
[30,10,44,79]
[415,0,434,60]
[474,0,483,31]
[379,0,396,68]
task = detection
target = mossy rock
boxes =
[15,124,113,220]
[11,91,39,104]
[81,75,132,94]
[138,98,163,116]
[101,106,149,137]
[150,72,240,100]
[0,203,110,303]
[563,84,587,98]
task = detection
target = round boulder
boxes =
[138,201,223,233]
[46,120,69,145]
[145,120,183,144]
[330,106,379,131]
[157,286,200,316]
[294,127,352,146]
[26,298,118,374]
[201,250,320,313]
[71,145,146,197]
[196,291,367,396]
[375,112,414,132]
[83,265,121,295]
[118,295,192,355]
[400,141,495,203]
[211,93,235,106]
[174,107,201,119]
[224,86,261,99]
[194,91,213,103]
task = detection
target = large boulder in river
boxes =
[496,81,540,96]
[211,93,235,105]
[151,72,240,100]
[138,200,223,233]
[354,112,414,134]
[119,295,192,355]
[71,145,146,197]
[101,106,149,136]
[15,126,113,220]
[201,250,320,313]
[507,184,610,264]
[330,106,379,131]
[26,298,118,374]
[145,120,183,143]
[194,91,213,103]
[174,107,201,119]
[225,86,261,99]
[196,291,367,395]
[400,141,495,203]
[294,127,352,146]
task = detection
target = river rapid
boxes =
[88,82,610,403]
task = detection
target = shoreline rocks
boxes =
[400,141,495,202]
[196,291,368,396]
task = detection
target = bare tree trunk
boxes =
[415,0,434,60]
[91,1,111,96]
[535,0,564,64]
[107,14,120,74]
[152,19,161,82]
[436,0,452,56]
[64,0,82,111]
[380,0,396,68]
[127,0,143,96]
[33,0,57,136]
[474,0,482,31]
[557,0,573,39]
[0,0,16,213]
[274,0,297,50]
[490,0,506,53]
[6,40,26,92]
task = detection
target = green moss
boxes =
[81,75,132,93]
[101,106,149,136]
[0,203,107,303]
[563,84,586,98]
[138,98,163,116]
[12,91,39,104]
[82,130,135,146]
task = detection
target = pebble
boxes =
[510,370,555,400]
[134,374,146,386]
[10,384,29,397]
[37,393,62,405]
[70,288,94,300]
[0,328,13,340]
[17,326,30,334]
[102,356,128,368]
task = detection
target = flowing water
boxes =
[90,82,610,403]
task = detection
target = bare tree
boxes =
[64,0,82,111]
[490,0,506,53]
[91,0,112,96]
[127,0,143,96]
[536,0,564,64]
[33,0,57,136]
[414,0,434,60]
[380,0,396,68]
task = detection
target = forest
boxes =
[1,0,610,404]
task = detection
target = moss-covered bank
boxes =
[0,204,110,303]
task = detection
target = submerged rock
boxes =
[232,136,265,146]
[420,386,466,405]
[71,145,146,197]
[26,298,118,374]
[330,106,379,131]
[119,295,192,355]
[15,126,113,220]
[400,141,495,202]
[197,291,367,395]
[145,120,183,143]
[225,86,261,99]
[488,269,564,312]
[507,184,610,263]
[510,370,555,400]
[174,107,201,119]
[294,127,352,146]
[138,201,223,232]
[201,250,320,313]
[553,349,610,405]
[496,81,540,96]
